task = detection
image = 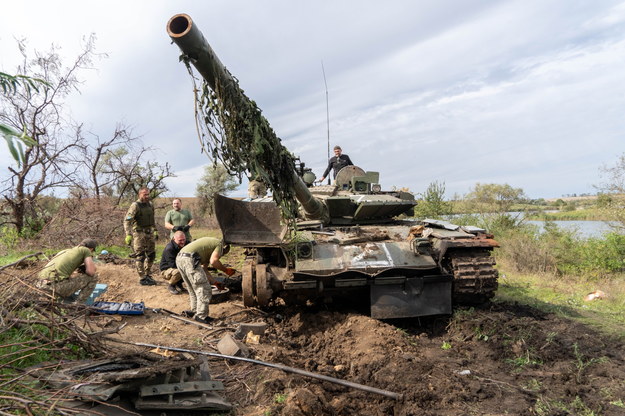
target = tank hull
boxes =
[215,196,498,319]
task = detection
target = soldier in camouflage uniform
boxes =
[124,188,158,286]
[37,238,98,303]
[176,237,236,324]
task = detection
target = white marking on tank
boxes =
[351,243,394,267]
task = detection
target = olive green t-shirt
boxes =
[165,209,193,240]
[39,246,92,280]
[179,237,223,266]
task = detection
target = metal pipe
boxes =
[131,341,402,400]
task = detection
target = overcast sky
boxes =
[2,0,625,199]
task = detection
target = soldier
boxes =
[124,187,158,286]
[165,198,195,242]
[37,238,99,303]
[247,179,267,200]
[319,145,354,183]
[159,230,187,295]
[176,237,236,324]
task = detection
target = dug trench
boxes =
[9,261,625,415]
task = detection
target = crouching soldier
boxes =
[176,237,236,324]
[159,230,187,295]
[37,238,98,303]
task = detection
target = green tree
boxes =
[0,71,48,167]
[196,164,238,215]
[414,180,452,219]
[462,183,527,231]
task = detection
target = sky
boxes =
[2,0,625,200]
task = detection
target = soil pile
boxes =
[6,261,625,415]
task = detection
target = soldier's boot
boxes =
[135,259,156,285]
[145,259,154,278]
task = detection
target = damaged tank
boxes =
[167,13,500,319]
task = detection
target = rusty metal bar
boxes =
[131,341,402,400]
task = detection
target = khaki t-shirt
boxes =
[39,246,92,280]
[179,237,223,266]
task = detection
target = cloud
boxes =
[2,0,625,200]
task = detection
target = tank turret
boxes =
[167,14,499,319]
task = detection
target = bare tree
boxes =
[0,36,104,233]
[97,146,174,205]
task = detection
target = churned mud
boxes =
[9,261,625,415]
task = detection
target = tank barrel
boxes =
[167,14,232,92]
[167,13,327,222]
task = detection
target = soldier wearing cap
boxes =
[37,238,99,303]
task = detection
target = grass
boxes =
[495,265,625,340]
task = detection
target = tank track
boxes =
[446,249,499,305]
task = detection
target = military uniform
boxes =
[176,237,224,320]
[124,199,156,280]
[37,246,98,303]
[165,208,193,241]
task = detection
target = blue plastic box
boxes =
[83,283,108,306]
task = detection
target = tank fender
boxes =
[432,238,499,263]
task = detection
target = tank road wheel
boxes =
[255,263,272,307]
[446,249,499,305]
[242,259,257,307]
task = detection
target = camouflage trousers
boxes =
[176,255,212,319]
[132,229,156,277]
[36,273,98,303]
[161,267,182,285]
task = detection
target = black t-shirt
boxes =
[322,154,353,178]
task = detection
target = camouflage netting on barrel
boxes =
[185,61,299,222]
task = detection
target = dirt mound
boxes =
[4,261,625,415]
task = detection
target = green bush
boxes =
[0,226,20,250]
[496,221,625,278]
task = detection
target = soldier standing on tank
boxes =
[176,237,236,324]
[36,238,99,303]
[124,187,158,286]
[165,198,195,242]
[319,145,354,183]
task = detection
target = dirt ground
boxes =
[11,259,625,415]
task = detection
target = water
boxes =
[525,220,619,239]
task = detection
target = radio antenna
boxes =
[321,60,330,184]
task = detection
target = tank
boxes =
[167,14,499,319]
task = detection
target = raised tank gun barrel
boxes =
[167,13,327,222]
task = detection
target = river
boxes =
[525,220,618,239]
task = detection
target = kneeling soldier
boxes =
[159,230,187,294]
[37,238,99,303]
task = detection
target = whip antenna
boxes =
[322,60,330,184]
